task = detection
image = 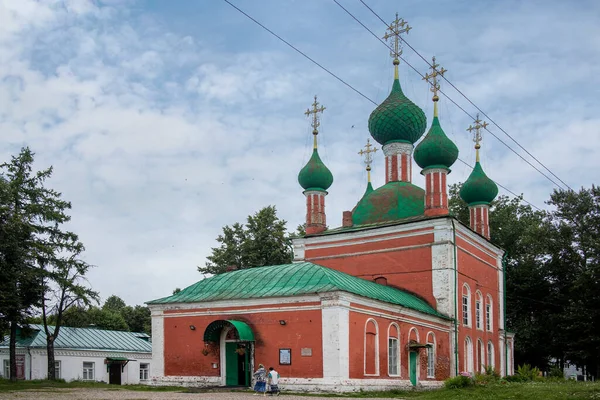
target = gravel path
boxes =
[0,388,397,400]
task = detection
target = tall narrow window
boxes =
[364,319,379,376]
[140,363,149,381]
[475,291,483,330]
[426,332,436,378]
[486,295,493,331]
[477,339,485,373]
[487,341,494,368]
[55,361,61,380]
[462,284,471,326]
[83,362,95,381]
[388,324,400,376]
[464,337,474,373]
[3,360,9,378]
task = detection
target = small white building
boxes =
[0,324,152,384]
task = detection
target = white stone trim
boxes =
[304,190,325,196]
[322,296,350,380]
[383,142,413,156]
[455,223,503,257]
[432,224,455,317]
[408,327,420,342]
[426,331,436,378]
[349,306,450,332]
[148,294,320,312]
[497,256,505,330]
[161,304,321,318]
[151,309,165,378]
[219,326,230,386]
[150,375,221,387]
[387,323,401,377]
[363,318,380,376]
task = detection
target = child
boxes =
[267,366,280,396]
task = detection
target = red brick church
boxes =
[147,16,515,392]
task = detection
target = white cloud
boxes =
[0,0,598,307]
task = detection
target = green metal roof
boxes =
[414,116,459,170]
[0,325,151,353]
[148,262,445,318]
[352,181,425,226]
[368,78,427,145]
[459,161,498,206]
[204,320,255,342]
[298,148,334,191]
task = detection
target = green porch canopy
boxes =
[203,320,255,343]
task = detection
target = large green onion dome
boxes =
[414,116,459,170]
[368,78,427,146]
[352,181,425,225]
[298,148,334,191]
[459,161,498,205]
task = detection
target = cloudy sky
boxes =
[1,0,598,306]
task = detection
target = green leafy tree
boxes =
[199,206,293,275]
[102,295,127,313]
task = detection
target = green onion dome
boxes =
[459,161,498,205]
[352,181,425,225]
[414,116,459,170]
[368,78,427,146]
[298,148,333,191]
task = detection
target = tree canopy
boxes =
[449,183,600,377]
[199,206,294,275]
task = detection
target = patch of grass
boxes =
[0,378,183,393]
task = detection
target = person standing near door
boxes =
[253,364,267,396]
[268,367,280,395]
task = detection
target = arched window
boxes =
[486,295,493,331]
[475,291,483,330]
[364,319,379,376]
[477,339,485,373]
[487,341,494,368]
[464,336,474,373]
[388,324,400,376]
[462,284,471,327]
[426,332,436,378]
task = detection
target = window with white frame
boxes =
[140,363,149,381]
[426,332,436,378]
[387,324,400,376]
[486,295,493,331]
[487,341,494,367]
[364,319,379,376]
[55,360,61,379]
[82,362,94,381]
[462,284,471,326]
[3,359,9,378]
[475,291,483,330]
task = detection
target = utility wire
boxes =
[221,0,542,211]
[355,0,573,192]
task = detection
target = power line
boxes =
[221,0,542,211]
[355,0,573,192]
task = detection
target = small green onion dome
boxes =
[368,78,427,146]
[298,148,334,191]
[459,161,498,205]
[352,181,425,225]
[414,116,459,170]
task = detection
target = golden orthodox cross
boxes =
[358,138,378,181]
[467,113,489,160]
[382,12,411,61]
[305,95,326,133]
[422,56,447,102]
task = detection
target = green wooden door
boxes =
[409,351,417,386]
[225,343,238,386]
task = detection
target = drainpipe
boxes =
[503,252,508,376]
[451,220,459,376]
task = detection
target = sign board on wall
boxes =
[301,348,312,357]
[279,348,291,365]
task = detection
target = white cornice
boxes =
[148,294,320,313]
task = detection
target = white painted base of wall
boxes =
[149,375,443,392]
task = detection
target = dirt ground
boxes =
[0,388,393,400]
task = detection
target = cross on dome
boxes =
[358,138,378,182]
[422,56,447,116]
[467,114,489,162]
[305,95,326,148]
